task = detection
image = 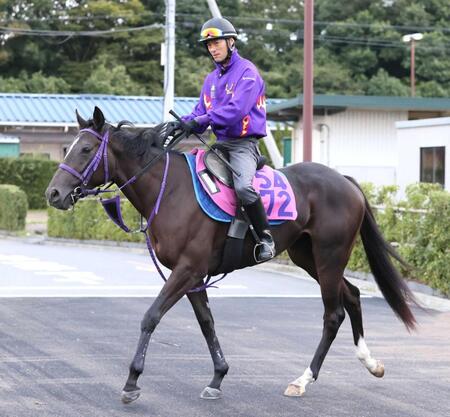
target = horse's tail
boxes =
[345,176,417,331]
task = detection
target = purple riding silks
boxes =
[182,50,267,141]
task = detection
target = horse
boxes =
[45,107,416,403]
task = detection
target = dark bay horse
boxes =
[46,107,416,403]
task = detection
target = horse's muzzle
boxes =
[45,186,74,210]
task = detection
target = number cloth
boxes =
[187,149,297,222]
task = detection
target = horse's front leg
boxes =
[121,264,202,404]
[187,290,229,399]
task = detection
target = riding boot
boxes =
[243,197,275,262]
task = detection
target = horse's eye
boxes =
[82,146,93,153]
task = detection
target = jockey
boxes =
[169,17,275,262]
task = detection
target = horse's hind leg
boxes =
[343,278,384,378]
[187,290,229,399]
[285,240,346,397]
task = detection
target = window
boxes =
[420,147,445,186]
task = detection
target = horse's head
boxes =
[46,106,114,209]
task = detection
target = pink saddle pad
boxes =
[193,149,297,221]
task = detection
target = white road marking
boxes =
[0,287,371,298]
[127,260,160,272]
[0,285,246,291]
[0,254,104,285]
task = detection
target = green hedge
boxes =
[0,184,28,231]
[48,198,144,243]
[346,182,450,296]
[0,157,58,209]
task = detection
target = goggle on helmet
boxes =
[199,27,238,42]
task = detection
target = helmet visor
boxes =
[200,27,224,40]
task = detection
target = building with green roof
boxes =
[267,94,450,189]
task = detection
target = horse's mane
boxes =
[80,117,176,160]
[110,121,171,160]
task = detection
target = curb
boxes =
[2,232,450,312]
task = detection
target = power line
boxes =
[176,13,450,34]
[315,35,450,51]
[0,23,163,37]
[1,16,448,52]
[2,12,450,34]
[0,12,153,24]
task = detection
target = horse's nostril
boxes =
[50,188,60,201]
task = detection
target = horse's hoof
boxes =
[121,388,141,404]
[284,383,305,397]
[200,386,222,400]
[369,360,385,378]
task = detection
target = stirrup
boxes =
[253,241,275,263]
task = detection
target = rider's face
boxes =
[206,38,231,63]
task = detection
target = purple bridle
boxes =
[59,128,110,187]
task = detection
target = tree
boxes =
[0,71,70,93]
[81,55,142,95]
[1,0,449,98]
[366,69,410,96]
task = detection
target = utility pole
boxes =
[302,0,314,162]
[163,0,176,120]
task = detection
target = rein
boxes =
[58,126,226,293]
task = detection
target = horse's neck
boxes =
[115,152,182,220]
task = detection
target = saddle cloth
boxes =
[183,149,297,223]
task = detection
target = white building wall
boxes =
[396,117,450,197]
[292,109,408,185]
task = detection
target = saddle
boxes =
[203,144,267,187]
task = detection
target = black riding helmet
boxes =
[199,17,238,63]
[199,17,238,42]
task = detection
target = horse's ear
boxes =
[93,106,105,131]
[76,109,88,128]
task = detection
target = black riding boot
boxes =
[244,197,275,262]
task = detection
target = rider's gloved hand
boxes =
[183,119,199,136]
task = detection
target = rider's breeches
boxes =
[217,138,260,205]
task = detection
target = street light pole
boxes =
[410,39,416,96]
[402,33,423,97]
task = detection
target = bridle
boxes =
[59,128,114,203]
[59,128,109,187]
[59,126,173,203]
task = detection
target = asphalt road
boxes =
[0,238,449,417]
